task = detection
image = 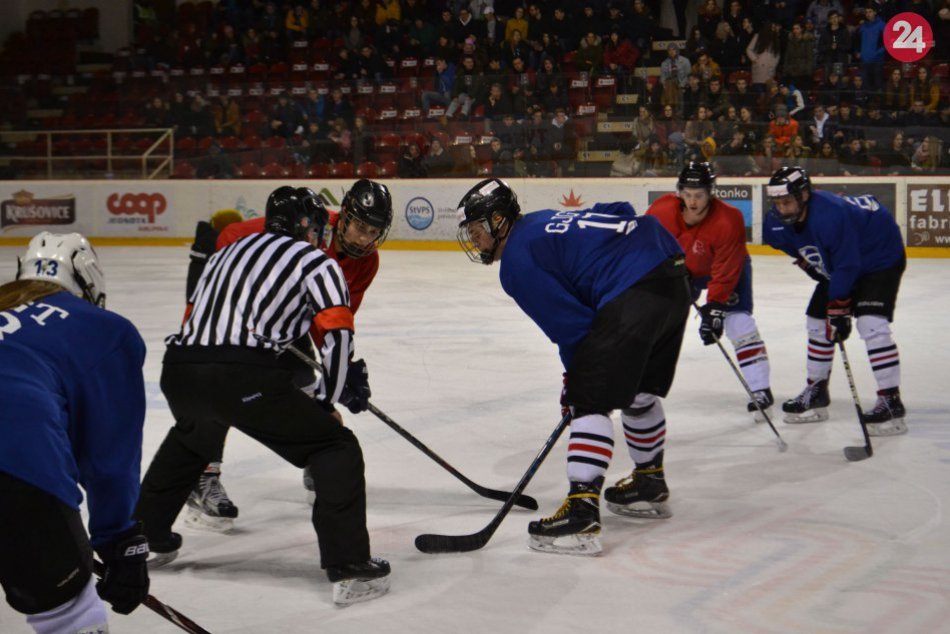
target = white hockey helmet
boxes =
[17,231,107,307]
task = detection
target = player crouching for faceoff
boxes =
[457,178,691,556]
[0,233,150,633]
[765,166,907,436]
[135,187,389,605]
[647,162,774,420]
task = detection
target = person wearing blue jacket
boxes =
[456,178,691,556]
[856,4,886,94]
[764,166,907,436]
[0,232,149,633]
[420,56,456,113]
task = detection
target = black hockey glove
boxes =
[826,298,852,342]
[560,372,571,417]
[95,523,150,614]
[794,258,827,283]
[698,302,727,345]
[338,358,371,414]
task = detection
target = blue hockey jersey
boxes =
[500,202,683,369]
[764,189,905,300]
[0,291,146,548]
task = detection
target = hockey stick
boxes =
[92,561,211,634]
[414,412,571,554]
[693,302,788,452]
[837,337,873,461]
[257,334,538,510]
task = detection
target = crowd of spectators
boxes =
[5,0,950,178]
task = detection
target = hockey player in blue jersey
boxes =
[456,178,691,555]
[0,232,149,633]
[764,166,907,436]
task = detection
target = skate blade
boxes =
[147,550,179,569]
[605,500,672,519]
[783,407,828,424]
[867,417,908,437]
[332,576,391,605]
[528,532,602,556]
[184,506,235,533]
[751,406,774,424]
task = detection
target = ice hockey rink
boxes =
[1,247,949,634]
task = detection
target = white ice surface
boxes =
[1,248,949,634]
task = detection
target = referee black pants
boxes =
[136,361,370,568]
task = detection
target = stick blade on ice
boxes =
[844,445,872,462]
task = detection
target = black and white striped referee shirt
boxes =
[167,231,354,404]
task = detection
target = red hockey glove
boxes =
[826,298,852,342]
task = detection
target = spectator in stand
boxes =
[735,17,756,63]
[627,0,655,52]
[258,1,284,35]
[657,103,685,148]
[754,134,781,174]
[308,0,331,37]
[903,98,938,137]
[352,0,376,28]
[729,76,757,112]
[704,77,731,121]
[334,48,361,81]
[759,79,784,117]
[302,120,338,164]
[576,5,604,47]
[661,43,692,89]
[356,44,386,82]
[482,7,501,47]
[745,21,781,93]
[500,29,531,68]
[195,141,237,179]
[610,139,641,177]
[882,68,908,118]
[685,27,710,61]
[184,95,215,139]
[682,74,705,120]
[407,17,437,57]
[717,128,758,175]
[343,15,367,52]
[144,96,170,128]
[832,102,863,148]
[534,57,563,94]
[505,6,528,43]
[447,56,479,118]
[768,105,799,151]
[488,137,516,177]
[452,142,482,176]
[818,69,845,106]
[350,115,374,166]
[810,140,841,175]
[709,22,744,74]
[693,50,722,87]
[641,136,672,176]
[603,29,640,85]
[284,4,310,41]
[213,94,241,139]
[632,106,657,147]
[779,82,806,120]
[300,88,324,126]
[398,142,428,178]
[783,23,816,91]
[539,80,569,114]
[424,138,455,176]
[911,136,944,172]
[909,66,941,113]
[525,108,548,175]
[673,0,690,37]
[327,117,352,159]
[839,137,872,175]
[422,57,456,113]
[737,104,764,146]
[724,0,749,36]
[259,27,285,64]
[876,131,912,175]
[495,113,526,150]
[855,5,886,95]
[845,74,871,111]
[806,0,844,31]
[376,0,401,26]
[697,0,723,40]
[575,32,604,76]
[242,27,262,65]
[684,105,716,162]
[545,107,575,177]
[325,87,355,126]
[806,104,835,146]
[785,134,813,163]
[266,92,303,140]
[480,82,514,133]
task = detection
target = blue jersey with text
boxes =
[763,189,904,300]
[0,291,146,548]
[499,202,683,368]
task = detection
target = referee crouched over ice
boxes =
[135,186,390,605]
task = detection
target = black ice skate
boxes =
[185,467,239,532]
[782,379,830,424]
[327,557,391,605]
[147,532,182,568]
[747,388,775,423]
[862,387,907,436]
[528,479,603,556]
[603,467,672,519]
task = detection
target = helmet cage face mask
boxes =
[455,178,520,265]
[767,167,810,225]
[16,232,107,307]
[457,215,504,265]
[338,181,393,258]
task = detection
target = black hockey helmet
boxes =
[338,179,393,258]
[456,178,521,265]
[677,161,716,191]
[264,185,328,242]
[767,165,811,225]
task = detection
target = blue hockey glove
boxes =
[826,298,852,342]
[338,358,371,414]
[699,302,727,345]
[95,523,150,614]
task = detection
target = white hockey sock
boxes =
[566,414,614,483]
[620,393,665,467]
[857,315,900,390]
[26,575,109,634]
[725,312,770,392]
[806,316,834,382]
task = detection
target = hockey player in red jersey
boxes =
[647,162,773,420]
[182,179,392,530]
